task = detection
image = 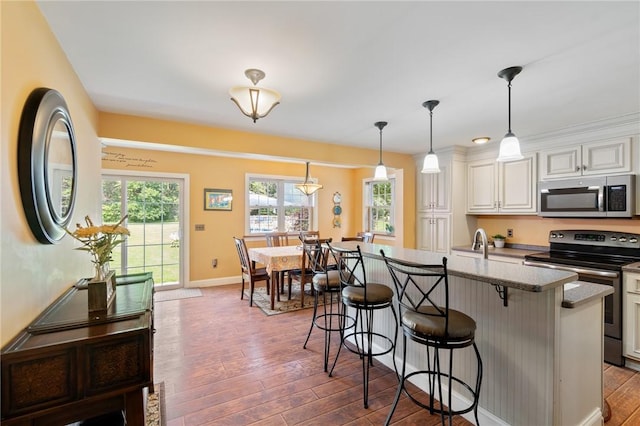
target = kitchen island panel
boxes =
[359,248,603,425]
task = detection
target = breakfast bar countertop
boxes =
[451,244,548,259]
[334,242,578,293]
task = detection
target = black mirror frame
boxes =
[18,88,78,244]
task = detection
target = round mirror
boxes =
[18,88,78,244]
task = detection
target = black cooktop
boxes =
[524,250,639,271]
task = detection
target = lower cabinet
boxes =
[624,272,640,362]
[417,213,450,253]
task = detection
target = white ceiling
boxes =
[37,1,640,156]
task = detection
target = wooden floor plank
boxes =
[154,283,640,425]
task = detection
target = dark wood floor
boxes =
[154,284,640,425]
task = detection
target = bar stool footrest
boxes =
[402,369,479,418]
[342,330,395,358]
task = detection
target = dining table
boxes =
[248,245,306,310]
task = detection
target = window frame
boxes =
[245,173,319,236]
[363,176,396,236]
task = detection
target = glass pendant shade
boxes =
[295,162,323,196]
[374,163,388,181]
[421,152,441,173]
[230,69,281,123]
[496,131,524,162]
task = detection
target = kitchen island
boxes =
[332,241,612,426]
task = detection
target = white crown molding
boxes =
[466,112,640,161]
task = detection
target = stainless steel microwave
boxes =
[538,174,636,217]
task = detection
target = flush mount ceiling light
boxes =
[229,69,281,123]
[373,121,389,181]
[472,136,491,145]
[295,161,323,196]
[496,66,524,162]
[421,100,441,174]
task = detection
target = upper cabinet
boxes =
[539,138,631,180]
[467,154,537,214]
[416,147,472,253]
[417,162,450,212]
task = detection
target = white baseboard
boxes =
[187,275,241,288]
[625,358,640,372]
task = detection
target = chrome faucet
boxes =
[471,228,489,259]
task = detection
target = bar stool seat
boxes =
[381,251,482,426]
[342,284,394,305]
[404,307,476,340]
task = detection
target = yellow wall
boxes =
[102,146,376,282]
[1,1,101,345]
[98,113,417,284]
[476,215,640,247]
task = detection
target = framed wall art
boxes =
[204,188,233,211]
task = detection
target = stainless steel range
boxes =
[524,230,640,366]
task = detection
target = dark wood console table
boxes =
[1,273,154,425]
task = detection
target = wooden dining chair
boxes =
[356,232,375,243]
[233,237,270,307]
[341,236,364,242]
[265,232,289,247]
[266,232,293,298]
[299,231,320,242]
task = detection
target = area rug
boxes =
[243,282,327,316]
[146,382,166,426]
[154,288,202,302]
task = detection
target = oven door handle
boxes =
[523,260,619,278]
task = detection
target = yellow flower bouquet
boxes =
[67,215,129,280]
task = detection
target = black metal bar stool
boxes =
[381,251,482,425]
[301,238,351,372]
[328,243,398,409]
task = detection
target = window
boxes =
[364,179,394,234]
[247,175,317,234]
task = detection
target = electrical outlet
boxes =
[507,229,513,238]
[212,258,218,268]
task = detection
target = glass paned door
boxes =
[102,176,184,289]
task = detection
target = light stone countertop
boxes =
[451,244,548,259]
[561,281,614,308]
[623,262,640,272]
[333,242,578,293]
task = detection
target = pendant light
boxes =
[496,66,524,162]
[373,121,388,181]
[229,69,281,123]
[421,100,441,174]
[295,162,323,196]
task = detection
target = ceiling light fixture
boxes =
[496,66,524,162]
[295,161,323,196]
[373,121,388,181]
[421,100,441,174]
[472,136,491,145]
[229,68,281,123]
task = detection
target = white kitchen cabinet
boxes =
[466,154,537,214]
[417,163,449,212]
[417,213,450,253]
[416,147,472,254]
[539,138,631,179]
[624,271,640,362]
